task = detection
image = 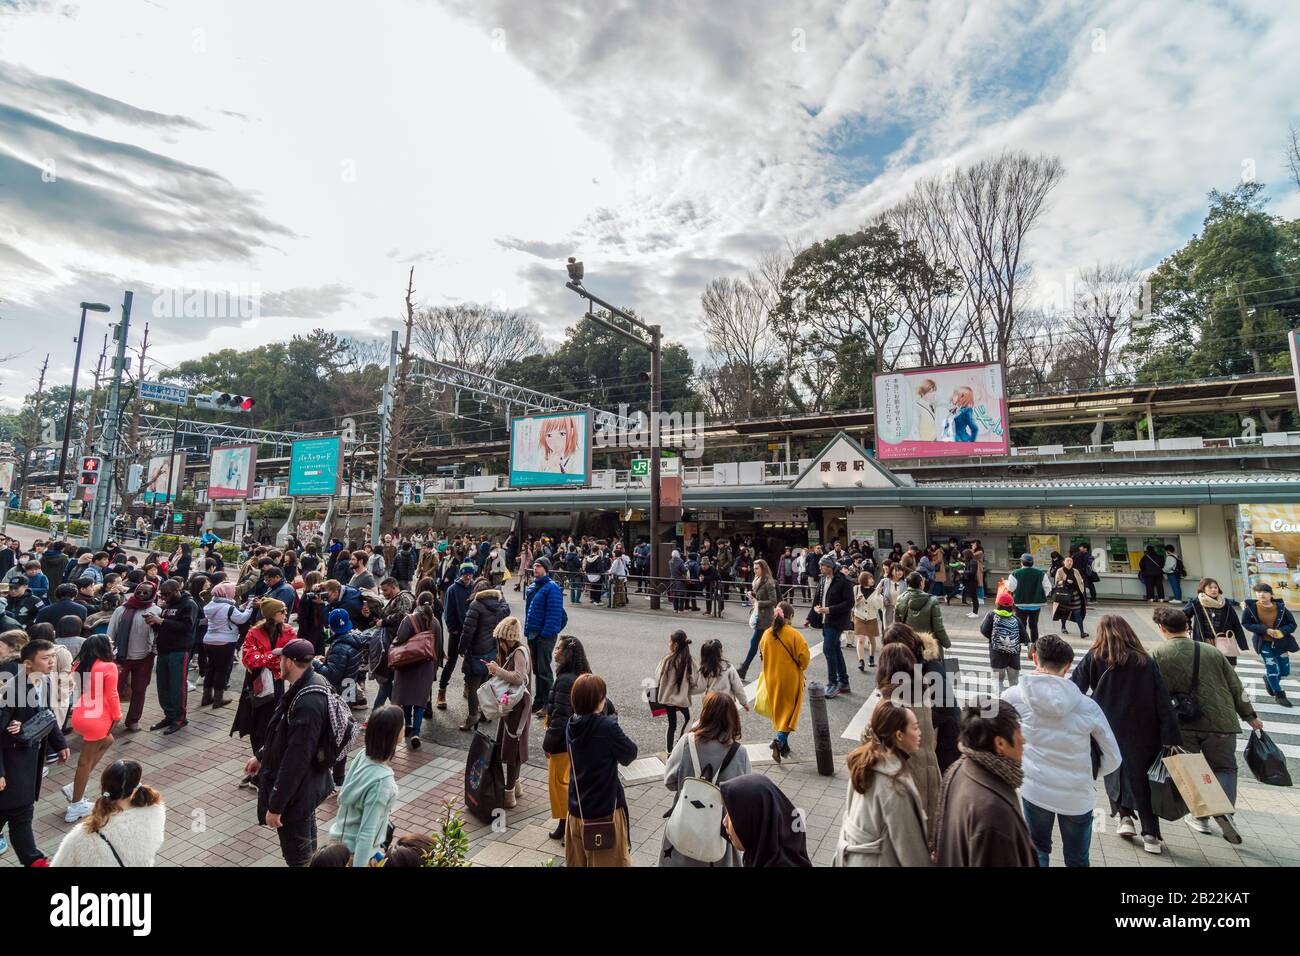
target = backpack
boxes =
[664,736,740,863]
[990,612,1020,654]
[290,681,358,775]
[364,626,392,683]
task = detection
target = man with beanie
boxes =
[148,578,198,735]
[808,554,853,698]
[524,557,564,715]
[437,562,476,710]
[245,638,335,866]
[314,608,365,699]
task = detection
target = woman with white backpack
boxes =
[485,616,532,809]
[660,691,751,867]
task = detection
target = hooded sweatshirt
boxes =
[329,753,399,867]
[1001,672,1121,816]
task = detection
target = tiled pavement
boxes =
[7,659,1299,868]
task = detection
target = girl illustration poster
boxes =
[873,363,1008,461]
[511,412,589,486]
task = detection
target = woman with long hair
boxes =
[1189,577,1247,667]
[390,590,444,750]
[654,630,697,751]
[51,759,165,866]
[660,691,752,867]
[542,635,591,842]
[487,616,532,809]
[852,570,884,672]
[760,601,810,764]
[881,621,959,773]
[1071,614,1182,854]
[565,673,637,867]
[834,701,929,866]
[63,636,121,823]
[738,558,778,681]
[695,638,748,709]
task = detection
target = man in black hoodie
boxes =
[246,638,335,866]
[148,579,198,734]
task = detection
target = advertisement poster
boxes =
[1238,504,1300,596]
[208,444,256,500]
[0,460,13,492]
[509,412,591,487]
[873,362,1010,460]
[143,452,186,504]
[1029,534,1059,567]
[289,436,344,496]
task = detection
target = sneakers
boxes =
[1186,816,1214,835]
[867,656,875,668]
[238,776,257,790]
[838,683,851,695]
[61,783,75,803]
[1215,814,1243,845]
[64,799,93,823]
[148,719,171,731]
[1116,816,1137,839]
[966,612,979,619]
[857,660,866,672]
[1142,836,1163,855]
[824,684,841,700]
[186,681,197,692]
[408,735,421,750]
[1275,692,1294,708]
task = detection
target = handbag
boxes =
[566,734,618,852]
[1147,747,1189,821]
[1170,640,1203,722]
[15,707,57,746]
[252,666,274,699]
[1195,599,1238,659]
[476,646,531,721]
[388,613,438,669]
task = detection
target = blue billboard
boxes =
[288,436,343,496]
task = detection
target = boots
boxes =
[549,819,566,841]
[212,690,230,709]
[200,688,213,707]
[458,714,478,732]
[436,689,447,710]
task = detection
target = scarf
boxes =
[1197,591,1225,610]
[934,745,1024,854]
[114,590,156,654]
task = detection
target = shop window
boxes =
[1007,535,1027,561]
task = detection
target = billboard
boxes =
[209,444,257,500]
[509,411,591,487]
[873,362,1010,460]
[0,460,13,493]
[288,436,344,496]
[142,452,186,504]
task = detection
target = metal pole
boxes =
[649,328,663,610]
[56,305,89,487]
[371,330,398,546]
[91,291,131,548]
[165,401,181,520]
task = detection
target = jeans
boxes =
[155,650,190,725]
[1022,798,1093,867]
[1260,643,1291,697]
[570,576,582,603]
[403,704,425,736]
[1167,574,1182,601]
[0,804,41,865]
[529,633,556,711]
[1014,607,1040,647]
[277,813,318,867]
[1182,729,1238,820]
[822,626,849,688]
[372,680,392,711]
[1059,608,1085,637]
[740,626,763,673]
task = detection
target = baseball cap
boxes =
[328,608,353,634]
[272,638,316,663]
[1020,553,1034,565]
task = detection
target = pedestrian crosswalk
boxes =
[619,743,776,784]
[837,638,1300,758]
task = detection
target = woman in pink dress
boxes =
[65,636,122,824]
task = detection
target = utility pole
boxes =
[371,329,398,546]
[90,291,132,547]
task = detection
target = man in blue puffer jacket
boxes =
[525,557,565,716]
[314,609,365,702]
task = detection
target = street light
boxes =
[57,301,112,488]
[564,259,666,608]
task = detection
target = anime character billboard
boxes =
[209,444,256,500]
[873,362,1010,460]
[509,412,591,487]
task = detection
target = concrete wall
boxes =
[1192,504,1241,599]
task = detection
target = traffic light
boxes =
[194,391,255,413]
[77,455,102,487]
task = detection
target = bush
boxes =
[248,500,290,520]
[7,511,87,536]
[151,534,241,564]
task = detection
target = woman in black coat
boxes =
[1138,546,1165,602]
[1183,577,1247,667]
[1071,614,1182,853]
[542,636,592,841]
[1052,558,1088,638]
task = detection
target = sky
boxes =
[1,0,1298,411]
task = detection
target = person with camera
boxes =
[0,639,70,865]
[1151,606,1261,844]
[245,637,337,867]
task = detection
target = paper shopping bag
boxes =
[753,673,772,720]
[1163,751,1235,818]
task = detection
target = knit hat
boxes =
[534,557,551,572]
[996,590,1014,608]
[493,615,523,645]
[259,597,286,619]
[458,562,477,577]
[328,608,353,634]
[818,555,836,569]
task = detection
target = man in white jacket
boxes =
[1002,634,1120,866]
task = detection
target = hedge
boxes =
[150,534,242,564]
[8,511,89,537]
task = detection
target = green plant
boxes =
[423,801,471,867]
[248,500,290,520]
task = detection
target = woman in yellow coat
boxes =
[759,601,810,764]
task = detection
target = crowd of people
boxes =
[0,522,1290,869]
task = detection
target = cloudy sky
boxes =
[1,0,1298,407]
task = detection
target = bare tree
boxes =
[17,354,49,493]
[412,304,540,376]
[878,198,966,366]
[1288,125,1300,191]
[699,276,778,418]
[379,269,420,537]
[1062,262,1142,388]
[1006,310,1060,393]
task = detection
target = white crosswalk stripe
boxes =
[838,639,1300,757]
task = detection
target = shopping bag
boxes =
[1147,753,1188,821]
[1163,751,1235,818]
[463,728,505,824]
[1244,729,1293,787]
[753,673,771,720]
